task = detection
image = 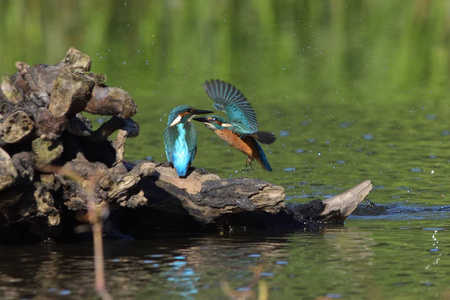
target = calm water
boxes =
[1,0,449,299]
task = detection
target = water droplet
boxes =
[410,168,423,172]
[340,121,352,128]
[283,167,296,172]
[279,130,290,137]
[363,134,374,140]
[59,290,71,296]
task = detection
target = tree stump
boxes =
[0,48,373,243]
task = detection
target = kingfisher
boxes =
[194,79,276,171]
[164,105,213,177]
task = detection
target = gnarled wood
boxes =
[1,110,35,144]
[320,180,373,222]
[0,48,373,243]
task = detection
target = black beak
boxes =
[193,109,213,115]
[193,116,209,123]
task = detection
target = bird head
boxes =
[193,115,233,131]
[167,105,213,127]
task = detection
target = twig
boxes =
[39,165,113,300]
[85,172,113,300]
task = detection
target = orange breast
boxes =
[214,129,260,159]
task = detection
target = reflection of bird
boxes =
[194,79,276,171]
[164,105,213,177]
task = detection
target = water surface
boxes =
[0,1,449,299]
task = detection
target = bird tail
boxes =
[255,141,272,171]
[251,131,276,144]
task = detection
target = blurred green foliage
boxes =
[1,0,448,97]
[0,0,449,200]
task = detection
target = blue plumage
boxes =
[196,80,276,171]
[203,79,259,135]
[254,140,272,171]
[164,105,212,177]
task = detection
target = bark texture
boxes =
[0,48,372,243]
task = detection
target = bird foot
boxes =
[245,157,254,167]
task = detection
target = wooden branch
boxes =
[0,147,17,191]
[0,48,373,243]
[320,180,373,222]
[85,86,137,119]
[48,68,95,118]
[1,111,35,144]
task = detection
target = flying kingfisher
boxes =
[194,79,276,171]
[164,105,213,177]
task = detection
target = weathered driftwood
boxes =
[0,48,373,243]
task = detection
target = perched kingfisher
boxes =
[164,105,213,177]
[194,79,276,171]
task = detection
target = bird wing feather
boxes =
[203,79,259,135]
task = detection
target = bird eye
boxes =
[212,117,217,122]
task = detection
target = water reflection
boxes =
[0,228,375,299]
[0,0,450,299]
[0,223,449,299]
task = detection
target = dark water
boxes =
[1,0,450,299]
[1,223,450,299]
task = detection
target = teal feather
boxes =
[254,140,272,171]
[163,105,200,177]
[203,79,259,135]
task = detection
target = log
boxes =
[0,48,373,243]
[85,86,137,119]
[320,180,373,222]
[0,147,17,191]
[1,110,35,144]
[32,137,64,167]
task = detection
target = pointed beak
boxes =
[193,116,209,123]
[193,109,213,115]
[188,110,212,123]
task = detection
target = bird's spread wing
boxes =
[203,79,258,135]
